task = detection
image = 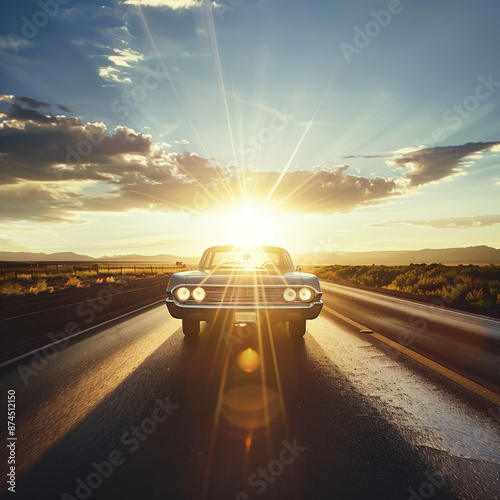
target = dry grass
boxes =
[0,262,196,297]
[312,263,500,308]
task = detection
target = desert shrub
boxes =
[314,264,500,307]
[0,282,24,295]
[28,279,48,295]
[465,288,492,307]
[65,277,82,288]
[440,283,467,302]
[488,281,500,304]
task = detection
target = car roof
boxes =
[203,245,290,253]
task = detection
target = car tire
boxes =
[289,319,306,338]
[182,319,200,337]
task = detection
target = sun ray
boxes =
[262,69,339,210]
[201,1,238,167]
[135,5,215,162]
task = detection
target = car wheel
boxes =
[182,319,200,337]
[289,319,306,337]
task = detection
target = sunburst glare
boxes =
[224,207,276,247]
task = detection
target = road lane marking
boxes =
[320,280,500,324]
[0,299,165,369]
[323,305,500,406]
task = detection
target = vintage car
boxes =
[165,245,323,337]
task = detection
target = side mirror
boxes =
[295,265,302,272]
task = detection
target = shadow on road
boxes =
[12,320,457,500]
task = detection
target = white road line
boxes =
[0,299,165,369]
[323,304,500,406]
[321,280,500,323]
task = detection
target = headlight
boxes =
[299,287,313,302]
[175,286,190,302]
[192,286,206,302]
[283,287,297,302]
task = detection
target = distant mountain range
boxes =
[0,251,199,264]
[1,245,499,265]
[294,245,500,265]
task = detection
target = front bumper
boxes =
[165,299,323,324]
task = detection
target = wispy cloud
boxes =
[107,47,144,67]
[389,141,500,187]
[371,215,500,229]
[122,0,203,9]
[342,154,393,159]
[98,66,132,83]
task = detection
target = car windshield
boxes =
[202,247,293,271]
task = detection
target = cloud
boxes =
[0,182,87,223]
[0,237,29,252]
[0,101,174,186]
[389,141,500,187]
[371,215,500,229]
[0,35,31,52]
[0,94,14,104]
[122,0,203,8]
[98,66,132,83]
[58,104,74,113]
[6,103,59,124]
[342,154,393,159]
[222,166,399,215]
[1,94,498,223]
[14,97,52,108]
[107,48,144,67]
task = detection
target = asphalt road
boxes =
[0,276,170,363]
[321,282,500,390]
[1,286,499,500]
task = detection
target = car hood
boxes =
[185,270,304,286]
[167,270,322,294]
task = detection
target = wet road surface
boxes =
[1,291,499,500]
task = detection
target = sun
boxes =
[225,207,276,246]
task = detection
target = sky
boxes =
[0,0,499,258]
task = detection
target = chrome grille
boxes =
[202,287,284,305]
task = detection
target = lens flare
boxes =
[237,348,260,373]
